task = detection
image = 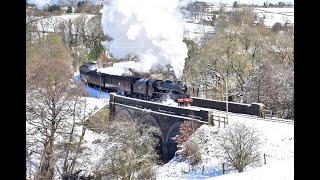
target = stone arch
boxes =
[165,121,182,161]
[115,107,133,122]
[139,115,161,131]
[138,114,166,161]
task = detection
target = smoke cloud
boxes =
[101,0,188,79]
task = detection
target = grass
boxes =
[87,105,110,133]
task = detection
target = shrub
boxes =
[216,122,262,172]
[173,121,201,145]
[180,140,202,166]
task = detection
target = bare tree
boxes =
[216,123,262,173]
[179,139,202,166]
[96,120,159,180]
[181,6,293,119]
[229,7,256,26]
[26,34,76,179]
[243,62,293,118]
[58,95,98,176]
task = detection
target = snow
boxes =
[211,159,293,180]
[73,72,110,101]
[97,61,136,76]
[161,98,179,106]
[181,0,293,6]
[156,112,294,179]
[76,129,107,175]
[26,94,108,178]
[27,3,294,178]
[253,8,294,27]
[28,71,293,179]
[28,13,95,33]
[182,7,293,42]
[183,22,215,43]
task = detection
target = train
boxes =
[79,62,193,105]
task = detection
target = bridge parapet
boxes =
[191,97,265,117]
[110,93,211,122]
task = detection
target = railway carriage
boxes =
[79,62,192,105]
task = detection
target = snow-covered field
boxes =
[156,113,294,179]
[254,8,294,27]
[183,7,293,42]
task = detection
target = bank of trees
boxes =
[26,34,97,179]
[182,8,294,119]
[26,35,158,178]
[26,12,112,72]
[55,14,111,70]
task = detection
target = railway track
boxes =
[230,113,294,124]
[88,85,294,125]
[188,106,294,125]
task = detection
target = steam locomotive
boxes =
[79,62,193,105]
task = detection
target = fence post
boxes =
[264,153,266,164]
[208,112,213,126]
[218,116,221,128]
[212,115,215,126]
[222,163,225,174]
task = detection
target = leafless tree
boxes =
[181,8,293,118]
[230,7,256,26]
[57,95,93,174]
[96,119,159,180]
[216,123,262,173]
[26,34,82,179]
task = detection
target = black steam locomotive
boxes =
[79,62,193,105]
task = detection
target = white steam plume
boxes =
[101,0,188,79]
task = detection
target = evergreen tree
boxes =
[233,1,239,8]
[87,41,104,61]
[66,6,72,13]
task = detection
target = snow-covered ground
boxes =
[74,72,110,101]
[183,7,293,42]
[33,13,95,32]
[28,69,293,179]
[254,8,294,27]
[156,112,294,179]
[184,22,215,43]
[26,93,108,178]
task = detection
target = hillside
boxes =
[156,114,293,179]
